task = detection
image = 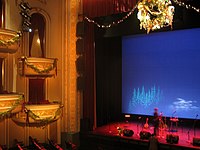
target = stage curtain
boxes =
[83,0,137,18]
[82,0,138,130]
[29,13,45,57]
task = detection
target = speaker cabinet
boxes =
[123,129,134,137]
[76,56,84,75]
[76,39,84,55]
[166,134,179,144]
[76,21,84,37]
[193,137,200,146]
[77,76,85,90]
[140,131,151,140]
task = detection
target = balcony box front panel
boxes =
[18,57,57,77]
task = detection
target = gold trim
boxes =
[12,103,63,127]
[18,57,57,77]
[0,28,20,53]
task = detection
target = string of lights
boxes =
[84,3,139,29]
[84,0,200,29]
[172,0,200,13]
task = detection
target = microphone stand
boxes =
[187,130,191,143]
[137,116,141,136]
[187,114,198,143]
[193,114,198,137]
[170,111,176,132]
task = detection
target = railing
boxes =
[0,94,24,118]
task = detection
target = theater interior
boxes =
[0,0,200,149]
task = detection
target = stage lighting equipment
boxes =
[193,137,200,146]
[123,129,134,137]
[139,131,151,140]
[166,134,179,144]
[19,2,32,32]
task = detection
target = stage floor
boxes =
[91,121,200,150]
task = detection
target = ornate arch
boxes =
[29,8,51,57]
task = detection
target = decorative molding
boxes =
[12,103,63,127]
[29,8,51,57]
[63,0,80,133]
[0,94,24,118]
[38,0,47,4]
[0,28,20,54]
[18,56,57,77]
[15,0,47,5]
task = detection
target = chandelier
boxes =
[137,0,175,33]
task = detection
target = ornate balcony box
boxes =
[12,103,63,126]
[18,57,57,77]
[0,28,20,54]
[0,94,24,117]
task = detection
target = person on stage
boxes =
[153,108,160,136]
[149,133,158,150]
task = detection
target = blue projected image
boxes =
[122,28,200,119]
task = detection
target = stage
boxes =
[80,120,200,150]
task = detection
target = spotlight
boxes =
[23,20,31,26]
[19,2,32,32]
[20,2,31,10]
[123,129,134,137]
[28,28,32,32]
[23,2,31,10]
[19,3,26,10]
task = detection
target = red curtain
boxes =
[82,0,138,130]
[83,0,137,18]
[29,13,45,57]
